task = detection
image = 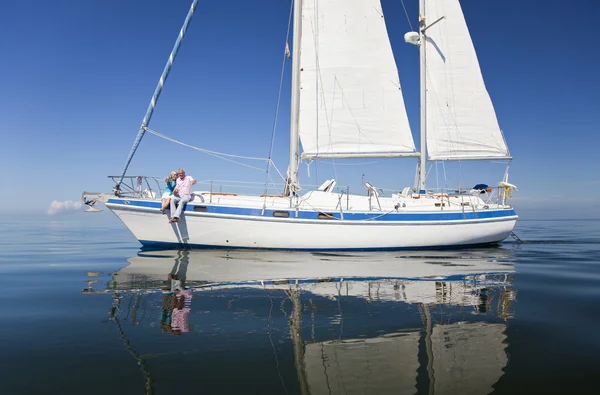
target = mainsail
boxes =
[298,0,416,159]
[424,0,510,160]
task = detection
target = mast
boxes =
[288,0,303,195]
[418,0,427,193]
[115,0,199,193]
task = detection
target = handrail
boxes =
[106,176,512,207]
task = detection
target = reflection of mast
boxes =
[109,294,154,395]
[419,303,435,395]
[497,274,517,320]
[287,289,310,395]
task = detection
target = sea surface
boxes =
[0,217,599,395]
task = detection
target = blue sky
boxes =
[1,0,599,219]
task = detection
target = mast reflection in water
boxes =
[85,248,516,395]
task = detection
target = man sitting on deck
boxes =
[169,168,196,223]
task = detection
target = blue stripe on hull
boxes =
[138,240,503,252]
[108,198,517,222]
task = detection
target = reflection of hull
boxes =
[106,197,517,250]
[111,249,514,306]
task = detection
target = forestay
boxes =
[298,0,416,159]
[424,0,510,160]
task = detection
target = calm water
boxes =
[0,218,599,395]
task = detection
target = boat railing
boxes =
[105,176,512,208]
[415,186,510,207]
[194,179,286,197]
[105,177,352,201]
[194,179,353,198]
[108,176,165,199]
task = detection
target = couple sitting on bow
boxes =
[161,168,196,223]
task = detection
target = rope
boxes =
[117,0,200,190]
[144,127,277,173]
[264,0,295,199]
[401,0,414,31]
[145,127,267,161]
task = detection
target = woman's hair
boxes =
[164,171,177,183]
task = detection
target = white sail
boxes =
[298,0,416,159]
[424,0,510,160]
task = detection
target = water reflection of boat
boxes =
[88,248,516,394]
[110,248,514,307]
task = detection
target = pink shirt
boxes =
[175,176,195,198]
[172,290,192,333]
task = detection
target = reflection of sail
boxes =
[431,322,507,395]
[305,333,420,395]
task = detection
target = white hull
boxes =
[106,191,517,250]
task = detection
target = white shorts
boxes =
[161,192,172,199]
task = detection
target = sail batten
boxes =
[298,0,416,159]
[424,0,510,161]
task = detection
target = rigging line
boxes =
[144,127,270,172]
[435,160,440,191]
[335,77,376,144]
[267,294,289,395]
[117,0,200,190]
[145,127,267,161]
[331,157,338,190]
[426,29,468,184]
[308,3,330,159]
[314,0,321,158]
[442,160,448,189]
[424,68,464,180]
[400,0,414,31]
[264,0,295,196]
[110,295,154,395]
[328,80,338,184]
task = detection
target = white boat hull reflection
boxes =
[113,248,514,307]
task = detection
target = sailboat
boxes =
[83,0,518,250]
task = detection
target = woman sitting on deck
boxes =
[160,171,178,214]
